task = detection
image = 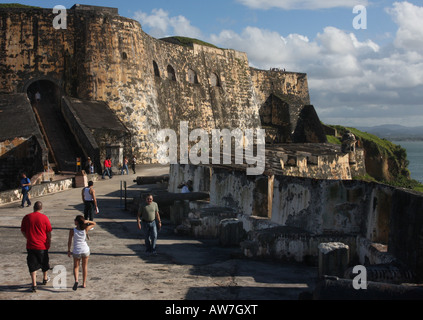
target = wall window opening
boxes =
[188,69,199,84]
[167,65,176,81]
[210,73,220,87]
[153,61,160,77]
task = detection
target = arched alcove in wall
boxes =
[153,61,160,77]
[26,79,61,109]
[167,65,176,81]
[210,73,220,87]
[187,69,199,84]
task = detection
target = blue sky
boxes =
[5,1,423,127]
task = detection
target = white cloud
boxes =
[210,27,302,68]
[133,9,203,39]
[236,0,368,10]
[211,25,378,79]
[212,2,423,127]
[386,1,423,51]
[316,27,379,55]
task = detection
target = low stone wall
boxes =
[174,206,238,239]
[241,226,357,264]
[167,163,423,282]
[168,164,211,193]
[0,178,74,206]
[266,144,366,179]
[210,167,270,219]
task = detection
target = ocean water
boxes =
[393,141,423,183]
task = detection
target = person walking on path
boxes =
[121,156,129,175]
[20,201,52,293]
[82,181,98,222]
[102,157,112,179]
[137,194,162,255]
[131,155,137,175]
[85,157,95,174]
[20,173,32,208]
[67,215,96,290]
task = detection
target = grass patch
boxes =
[326,135,341,145]
[160,36,220,49]
[0,3,41,8]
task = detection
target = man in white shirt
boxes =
[81,181,98,221]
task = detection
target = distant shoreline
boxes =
[392,140,423,184]
[356,125,423,142]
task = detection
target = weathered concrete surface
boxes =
[0,164,317,301]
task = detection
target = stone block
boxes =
[75,171,88,188]
[170,200,190,225]
[218,218,245,247]
[318,242,349,278]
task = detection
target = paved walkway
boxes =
[0,164,317,301]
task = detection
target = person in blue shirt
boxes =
[20,173,32,208]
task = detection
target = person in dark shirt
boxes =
[20,173,32,208]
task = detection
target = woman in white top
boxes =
[67,215,96,290]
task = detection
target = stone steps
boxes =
[33,101,82,173]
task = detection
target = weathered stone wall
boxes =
[168,163,423,280]
[0,8,73,94]
[0,5,314,165]
[389,188,423,282]
[266,144,366,179]
[210,167,270,219]
[0,177,73,205]
[168,164,211,193]
[0,136,44,190]
[250,68,310,106]
[0,7,263,163]
[232,171,423,281]
[242,229,357,264]
[69,11,161,163]
[278,151,353,180]
[250,69,317,144]
[271,177,381,238]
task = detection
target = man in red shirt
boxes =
[102,157,113,179]
[21,201,52,292]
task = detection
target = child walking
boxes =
[67,215,96,290]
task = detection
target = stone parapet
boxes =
[0,178,73,206]
[174,206,238,239]
[318,242,350,278]
[241,227,356,264]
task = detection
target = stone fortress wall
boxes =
[0,4,313,165]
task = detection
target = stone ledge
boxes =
[0,178,74,206]
[241,227,357,264]
[174,206,238,239]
